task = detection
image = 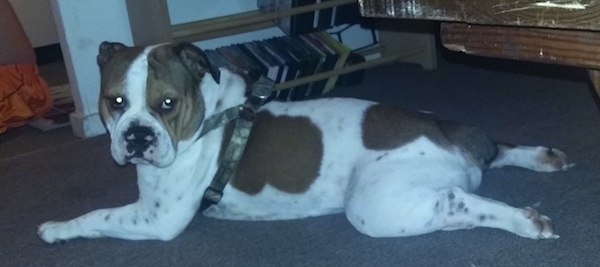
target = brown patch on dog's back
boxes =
[362,104,498,168]
[362,104,447,150]
[230,111,323,195]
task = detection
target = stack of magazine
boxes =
[206,31,352,101]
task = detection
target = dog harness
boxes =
[197,76,274,212]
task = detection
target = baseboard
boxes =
[68,112,107,138]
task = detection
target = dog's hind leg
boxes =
[345,185,558,239]
[489,144,574,172]
[436,120,573,172]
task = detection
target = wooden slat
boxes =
[440,22,600,69]
[359,0,600,31]
[174,20,275,43]
[126,0,173,45]
[172,0,354,42]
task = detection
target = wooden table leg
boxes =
[589,69,600,98]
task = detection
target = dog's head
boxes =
[97,42,221,167]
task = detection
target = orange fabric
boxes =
[0,63,53,133]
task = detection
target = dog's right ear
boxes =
[97,42,127,70]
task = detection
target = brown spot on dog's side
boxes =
[362,104,498,168]
[230,111,323,195]
[362,104,447,150]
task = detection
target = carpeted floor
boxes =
[1,52,600,267]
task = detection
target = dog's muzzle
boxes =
[124,126,156,159]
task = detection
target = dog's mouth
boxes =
[127,156,155,165]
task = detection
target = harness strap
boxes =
[199,76,274,212]
[197,106,240,140]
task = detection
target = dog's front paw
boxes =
[38,221,74,244]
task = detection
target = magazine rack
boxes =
[125,0,437,92]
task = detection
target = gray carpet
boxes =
[2,53,600,267]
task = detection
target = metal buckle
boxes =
[252,76,275,101]
[203,186,223,205]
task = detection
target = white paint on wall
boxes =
[534,1,588,9]
[496,0,588,14]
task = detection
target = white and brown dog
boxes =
[38,42,573,243]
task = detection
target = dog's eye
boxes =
[161,98,175,110]
[112,96,126,109]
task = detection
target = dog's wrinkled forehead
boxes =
[97,42,220,99]
[97,42,222,145]
[97,43,145,98]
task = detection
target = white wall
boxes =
[9,0,59,47]
[166,0,285,50]
[166,0,375,51]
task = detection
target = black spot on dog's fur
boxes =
[478,214,497,222]
[376,153,389,161]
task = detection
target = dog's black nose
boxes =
[124,126,155,154]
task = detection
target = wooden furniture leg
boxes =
[589,69,600,98]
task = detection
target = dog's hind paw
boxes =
[536,147,574,172]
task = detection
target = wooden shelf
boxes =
[125,0,438,94]
[172,0,355,42]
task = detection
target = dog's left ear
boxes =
[172,42,221,84]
